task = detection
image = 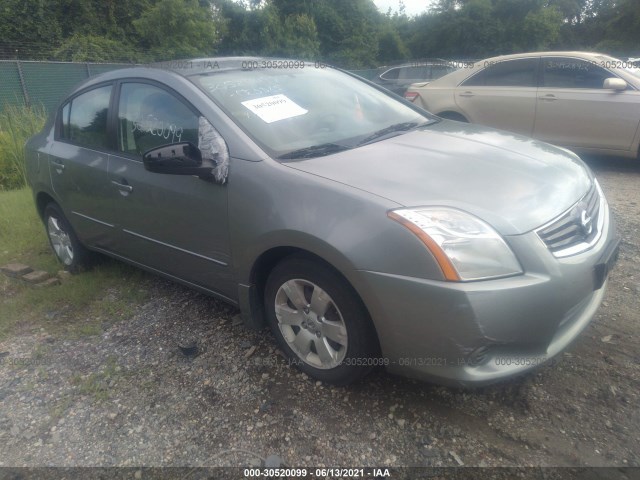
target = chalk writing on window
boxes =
[131,114,183,143]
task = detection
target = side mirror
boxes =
[143,143,217,180]
[603,78,627,91]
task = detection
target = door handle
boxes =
[111,180,133,195]
[538,94,558,101]
[51,160,65,172]
[459,91,474,97]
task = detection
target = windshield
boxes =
[192,64,433,159]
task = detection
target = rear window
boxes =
[60,85,112,149]
[462,58,539,87]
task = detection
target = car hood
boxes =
[284,121,593,235]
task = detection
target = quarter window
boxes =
[60,85,112,149]
[542,58,613,89]
[117,83,199,156]
[462,58,539,87]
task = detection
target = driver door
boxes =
[108,81,234,298]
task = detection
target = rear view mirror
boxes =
[143,143,217,180]
[603,78,627,91]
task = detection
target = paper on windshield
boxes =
[241,94,308,123]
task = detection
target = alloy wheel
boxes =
[274,279,348,369]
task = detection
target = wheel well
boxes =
[35,192,56,221]
[250,247,342,312]
[437,111,469,122]
[249,247,381,353]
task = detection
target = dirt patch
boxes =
[0,155,638,468]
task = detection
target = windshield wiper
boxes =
[278,143,351,160]
[357,121,426,146]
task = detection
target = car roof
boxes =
[416,51,627,89]
[62,56,305,99]
[156,57,272,77]
[480,51,611,63]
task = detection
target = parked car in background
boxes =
[371,60,457,95]
[26,57,619,387]
[405,51,640,159]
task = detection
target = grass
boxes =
[0,188,150,340]
[0,103,48,190]
[0,188,48,266]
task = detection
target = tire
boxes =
[264,255,378,385]
[43,203,92,272]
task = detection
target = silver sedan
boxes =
[26,58,619,387]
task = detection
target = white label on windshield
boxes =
[241,94,308,123]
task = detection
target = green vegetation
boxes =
[0,188,149,340]
[0,0,638,65]
[405,0,640,59]
[0,103,47,190]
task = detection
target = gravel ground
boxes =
[0,155,639,472]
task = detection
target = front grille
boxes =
[537,183,602,257]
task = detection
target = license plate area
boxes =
[594,237,620,290]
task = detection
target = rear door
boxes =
[49,84,116,249]
[533,56,640,151]
[107,81,234,297]
[454,57,539,136]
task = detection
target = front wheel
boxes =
[264,256,379,385]
[43,203,92,271]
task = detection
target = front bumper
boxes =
[357,205,619,387]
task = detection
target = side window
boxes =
[543,58,613,89]
[462,58,538,87]
[60,85,112,149]
[117,82,230,184]
[117,83,199,155]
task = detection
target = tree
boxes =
[0,0,62,59]
[213,0,263,54]
[133,0,222,60]
[310,0,382,67]
[378,28,410,64]
[596,0,640,56]
[1,0,638,66]
[53,34,139,62]
[521,7,562,51]
[408,0,566,58]
[279,14,321,58]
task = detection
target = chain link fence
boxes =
[0,60,135,113]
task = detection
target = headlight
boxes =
[388,207,523,281]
